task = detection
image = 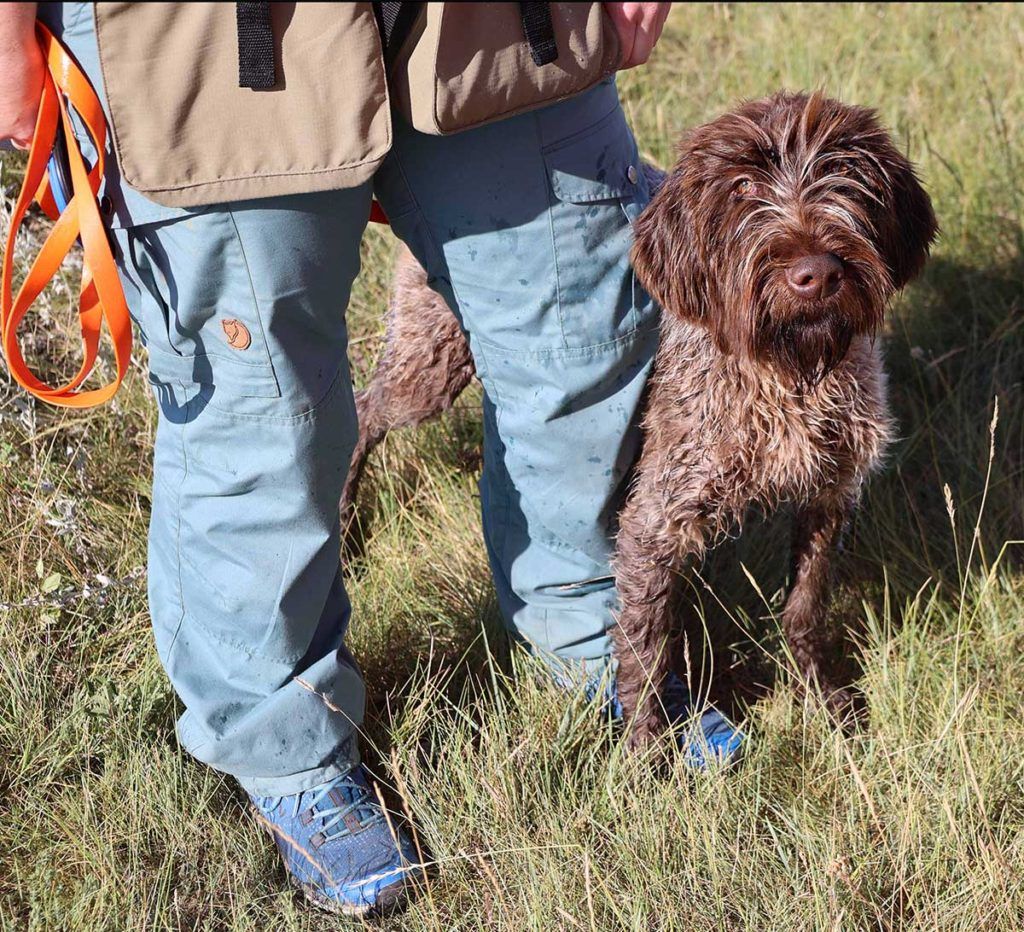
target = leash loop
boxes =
[1,22,132,408]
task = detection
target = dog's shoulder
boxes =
[643,322,890,504]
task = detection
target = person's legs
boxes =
[114,190,371,794]
[43,0,371,798]
[117,193,424,914]
[373,78,659,679]
[372,82,744,766]
[41,1,421,914]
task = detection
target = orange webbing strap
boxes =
[1,22,132,408]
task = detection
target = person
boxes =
[1,1,739,916]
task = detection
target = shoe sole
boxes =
[294,872,412,918]
[250,806,414,918]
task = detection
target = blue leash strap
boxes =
[46,120,73,213]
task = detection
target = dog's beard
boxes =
[739,262,884,388]
[758,311,855,388]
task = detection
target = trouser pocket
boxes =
[116,213,281,401]
[542,103,655,348]
[474,324,658,560]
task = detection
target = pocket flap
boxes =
[544,109,641,203]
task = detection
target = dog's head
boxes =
[633,92,937,384]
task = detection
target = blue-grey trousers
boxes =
[47,3,658,796]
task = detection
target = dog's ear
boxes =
[631,168,709,321]
[879,148,938,290]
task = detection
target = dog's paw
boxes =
[621,717,664,755]
[822,683,866,730]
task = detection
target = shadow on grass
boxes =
[342,401,484,570]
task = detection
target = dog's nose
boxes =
[785,253,845,299]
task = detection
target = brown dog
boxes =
[342,92,937,747]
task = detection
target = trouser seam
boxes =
[161,391,191,667]
[470,344,515,586]
[174,600,310,665]
[382,143,523,618]
[532,108,569,350]
[224,206,281,394]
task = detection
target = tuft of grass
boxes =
[2,4,1023,929]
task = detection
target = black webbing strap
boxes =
[519,2,558,66]
[236,2,276,89]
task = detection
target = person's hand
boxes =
[0,4,43,149]
[603,3,672,70]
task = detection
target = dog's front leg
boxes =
[613,494,705,751]
[613,557,677,750]
[782,496,853,708]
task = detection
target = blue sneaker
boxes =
[250,765,423,916]
[587,670,744,768]
[660,671,745,767]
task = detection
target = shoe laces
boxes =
[259,771,384,843]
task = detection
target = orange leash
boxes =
[1,22,132,408]
[1,23,389,409]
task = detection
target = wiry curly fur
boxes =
[341,92,937,748]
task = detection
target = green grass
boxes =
[2,3,1023,929]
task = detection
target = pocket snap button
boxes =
[627,164,639,185]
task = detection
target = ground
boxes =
[1,4,1022,929]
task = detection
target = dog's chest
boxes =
[648,334,891,512]
[735,362,889,507]
[734,382,870,500]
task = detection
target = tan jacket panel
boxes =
[394,2,619,135]
[95,2,390,207]
[93,2,615,206]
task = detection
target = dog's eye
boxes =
[831,157,860,177]
[734,177,756,197]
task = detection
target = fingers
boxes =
[607,3,672,71]
[603,4,637,68]
[618,27,639,70]
[2,115,37,150]
[635,4,671,66]
[626,20,656,68]
[7,120,35,149]
[2,123,36,150]
[0,23,46,151]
